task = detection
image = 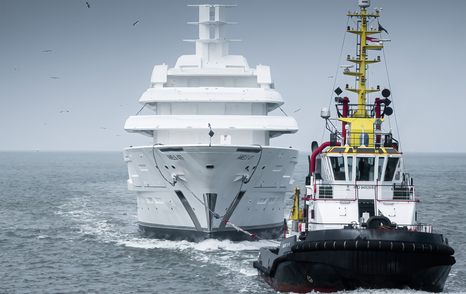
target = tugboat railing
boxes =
[307,182,416,202]
[308,221,433,233]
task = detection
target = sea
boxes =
[0,151,465,294]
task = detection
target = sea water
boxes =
[0,152,464,293]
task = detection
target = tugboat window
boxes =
[377,157,385,180]
[330,157,345,180]
[346,156,353,181]
[356,157,375,181]
[315,158,322,180]
[384,158,399,181]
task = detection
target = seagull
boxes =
[59,110,70,113]
[293,108,301,113]
[49,76,60,79]
[100,127,107,130]
[41,49,53,53]
[85,1,90,8]
[132,20,140,26]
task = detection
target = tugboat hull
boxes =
[254,229,455,292]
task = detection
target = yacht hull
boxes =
[138,222,283,241]
[254,229,455,292]
[124,145,298,241]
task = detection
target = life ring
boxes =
[366,215,392,229]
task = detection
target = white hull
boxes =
[124,145,298,239]
[123,6,299,240]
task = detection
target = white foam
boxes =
[238,267,257,277]
[118,237,278,252]
[117,238,193,250]
[56,193,279,281]
[339,289,426,294]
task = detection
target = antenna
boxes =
[185,4,239,63]
[358,0,370,8]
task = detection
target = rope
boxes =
[243,144,263,184]
[321,16,351,143]
[135,104,146,115]
[151,144,176,186]
[381,46,402,152]
[151,144,280,241]
[180,178,277,241]
[178,176,242,220]
[278,107,288,117]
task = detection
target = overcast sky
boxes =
[1,0,465,152]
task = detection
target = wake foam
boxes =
[118,237,279,252]
[56,193,279,280]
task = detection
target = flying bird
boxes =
[49,76,60,79]
[41,49,53,53]
[59,110,70,113]
[132,20,140,26]
[293,108,301,113]
[85,1,90,8]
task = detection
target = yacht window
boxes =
[377,157,385,181]
[384,157,399,181]
[356,157,375,181]
[346,156,353,181]
[330,157,345,181]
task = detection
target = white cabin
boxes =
[125,4,298,145]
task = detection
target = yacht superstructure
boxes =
[123,5,298,240]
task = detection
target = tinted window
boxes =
[384,158,399,181]
[330,157,345,181]
[377,157,385,181]
[356,157,375,181]
[315,158,322,180]
[347,156,353,181]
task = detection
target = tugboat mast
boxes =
[338,0,389,147]
[345,0,383,117]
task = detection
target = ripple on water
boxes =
[1,152,465,293]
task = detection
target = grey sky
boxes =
[1,0,465,152]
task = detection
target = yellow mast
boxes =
[340,2,384,146]
[345,7,383,116]
[357,8,368,117]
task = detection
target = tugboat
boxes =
[253,0,455,292]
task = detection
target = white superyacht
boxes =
[123,4,298,240]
